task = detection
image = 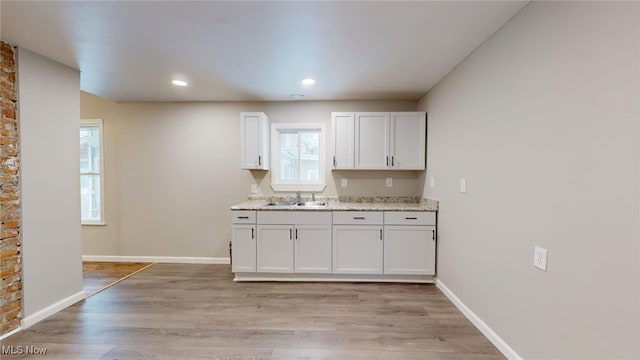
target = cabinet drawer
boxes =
[333,211,383,225]
[231,211,256,224]
[384,211,435,225]
[257,211,332,225]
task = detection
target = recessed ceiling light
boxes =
[301,78,316,85]
[172,80,188,87]
[290,94,305,99]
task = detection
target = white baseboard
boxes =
[23,290,86,329]
[0,326,22,341]
[82,255,230,264]
[235,272,434,283]
[435,279,523,360]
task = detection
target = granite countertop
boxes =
[230,196,438,212]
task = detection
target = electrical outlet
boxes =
[460,178,466,193]
[430,176,435,188]
[533,246,548,271]
[341,178,348,188]
[386,177,393,187]
[251,184,258,194]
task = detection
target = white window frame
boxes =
[80,119,105,225]
[270,123,326,192]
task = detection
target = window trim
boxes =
[270,123,326,192]
[80,119,106,226]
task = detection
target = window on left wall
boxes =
[80,119,105,225]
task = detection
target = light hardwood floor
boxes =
[82,262,154,297]
[2,264,505,359]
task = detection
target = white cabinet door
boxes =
[332,225,383,274]
[384,225,435,275]
[331,112,355,169]
[294,225,332,273]
[231,225,256,272]
[240,112,269,170]
[389,112,425,170]
[257,225,293,272]
[355,112,389,169]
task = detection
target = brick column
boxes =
[0,41,22,335]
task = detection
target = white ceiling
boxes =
[1,1,527,102]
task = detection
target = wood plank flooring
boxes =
[82,262,154,297]
[1,264,506,360]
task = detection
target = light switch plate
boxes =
[341,178,348,188]
[460,178,466,193]
[386,177,393,187]
[430,176,435,188]
[251,184,258,194]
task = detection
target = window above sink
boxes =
[270,123,326,192]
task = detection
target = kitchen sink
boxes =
[263,201,298,206]
[296,201,327,208]
[262,201,327,208]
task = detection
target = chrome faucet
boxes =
[311,192,316,202]
[295,191,302,204]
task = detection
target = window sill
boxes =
[270,183,327,192]
[82,222,107,226]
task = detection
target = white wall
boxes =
[80,95,420,257]
[18,48,84,319]
[419,2,639,359]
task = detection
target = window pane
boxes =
[80,174,101,221]
[80,126,100,173]
[300,132,319,181]
[279,132,299,182]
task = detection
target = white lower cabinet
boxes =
[383,211,436,275]
[332,225,383,274]
[384,225,435,275]
[232,209,436,280]
[332,211,384,274]
[256,211,332,274]
[294,225,332,273]
[257,225,294,273]
[231,225,256,272]
[231,211,257,273]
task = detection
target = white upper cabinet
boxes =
[240,112,269,170]
[331,112,355,169]
[332,112,426,170]
[389,112,426,170]
[355,112,390,169]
